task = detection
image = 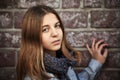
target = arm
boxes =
[78,38,108,80]
[77,59,102,80]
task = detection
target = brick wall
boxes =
[0,0,120,80]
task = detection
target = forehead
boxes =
[42,13,59,25]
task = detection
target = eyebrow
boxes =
[56,22,60,24]
[42,21,60,28]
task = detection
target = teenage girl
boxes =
[17,5,108,80]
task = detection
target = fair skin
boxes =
[41,13,63,56]
[86,38,109,64]
[41,13,108,64]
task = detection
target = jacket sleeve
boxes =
[77,59,102,80]
[24,76,31,80]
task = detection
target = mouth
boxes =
[52,39,61,45]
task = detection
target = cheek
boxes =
[60,29,63,39]
[42,34,49,46]
[42,38,51,50]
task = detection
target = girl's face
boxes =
[41,13,63,51]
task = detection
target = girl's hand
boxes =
[86,38,109,64]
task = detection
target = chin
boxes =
[50,46,61,51]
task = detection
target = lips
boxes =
[52,39,61,45]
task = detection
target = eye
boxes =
[55,22,61,29]
[42,27,49,32]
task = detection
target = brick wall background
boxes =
[0,0,120,80]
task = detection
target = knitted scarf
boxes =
[44,52,76,79]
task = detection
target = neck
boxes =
[44,49,56,57]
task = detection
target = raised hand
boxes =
[86,38,109,64]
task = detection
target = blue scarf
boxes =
[44,51,76,79]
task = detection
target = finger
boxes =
[98,43,109,53]
[92,38,96,50]
[86,44,93,55]
[95,39,104,49]
[103,49,108,58]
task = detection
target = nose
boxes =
[51,28,58,37]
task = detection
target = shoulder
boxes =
[24,73,59,80]
[24,75,31,80]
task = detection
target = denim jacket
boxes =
[47,59,102,80]
[24,51,102,80]
[24,59,102,80]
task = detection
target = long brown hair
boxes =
[17,5,82,80]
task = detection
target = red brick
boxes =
[91,11,120,28]
[0,0,120,80]
[79,51,91,67]
[98,71,120,80]
[0,50,16,67]
[0,31,21,48]
[59,11,88,28]
[66,31,120,48]
[18,0,40,8]
[104,51,120,68]
[43,0,60,8]
[105,0,120,8]
[84,0,102,8]
[0,0,18,8]
[0,11,13,28]
[0,69,16,80]
[79,50,120,68]
[62,0,80,8]
[75,69,120,80]
[14,11,25,28]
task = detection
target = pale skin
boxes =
[86,38,109,64]
[41,13,109,64]
[42,13,63,56]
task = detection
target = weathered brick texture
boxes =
[59,11,88,28]
[105,0,120,8]
[79,51,120,68]
[0,31,21,48]
[0,69,16,80]
[43,0,60,8]
[66,31,120,48]
[97,71,120,80]
[0,50,17,67]
[0,0,18,8]
[0,11,13,28]
[18,0,40,8]
[14,11,25,28]
[62,0,80,8]
[0,0,120,80]
[84,0,102,8]
[91,11,120,28]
